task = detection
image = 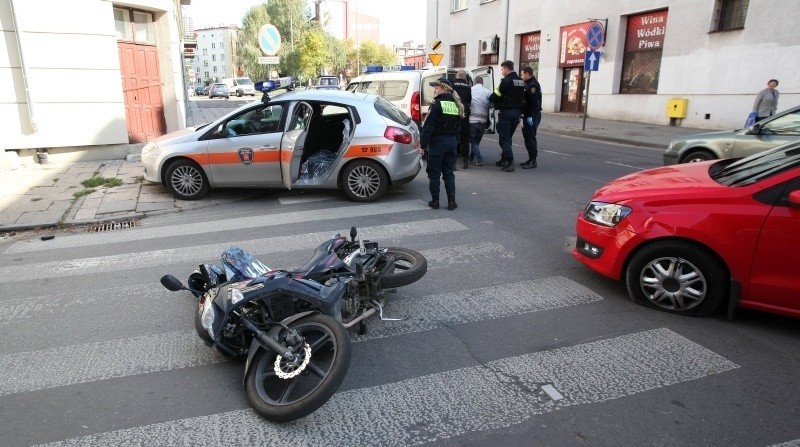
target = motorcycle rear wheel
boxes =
[379,247,428,288]
[245,313,351,422]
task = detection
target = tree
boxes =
[358,41,398,67]
[298,28,328,78]
[236,4,271,81]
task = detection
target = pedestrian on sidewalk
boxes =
[452,70,472,170]
[420,78,463,211]
[468,77,491,166]
[753,79,780,122]
[489,60,525,172]
[520,66,542,169]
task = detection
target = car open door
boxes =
[280,101,313,190]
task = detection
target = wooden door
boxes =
[118,42,166,143]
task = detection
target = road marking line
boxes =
[4,200,430,254]
[541,384,564,400]
[604,161,646,169]
[0,219,467,283]
[0,276,599,396]
[36,328,738,447]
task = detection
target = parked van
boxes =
[221,77,256,97]
[345,65,495,131]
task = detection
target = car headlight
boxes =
[584,202,632,227]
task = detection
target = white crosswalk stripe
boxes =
[0,276,599,396]
[3,200,430,254]
[0,218,467,283]
[36,328,739,447]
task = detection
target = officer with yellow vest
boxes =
[420,78,464,210]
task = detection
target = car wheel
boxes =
[681,150,715,163]
[340,160,388,202]
[236,90,242,97]
[164,159,210,200]
[625,240,727,317]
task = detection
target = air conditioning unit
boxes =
[479,37,498,55]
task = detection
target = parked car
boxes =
[313,76,341,90]
[345,65,495,130]
[194,85,209,96]
[663,104,800,165]
[208,83,229,99]
[141,89,422,202]
[221,77,256,97]
[574,140,800,319]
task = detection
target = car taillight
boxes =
[385,126,413,144]
[411,91,421,123]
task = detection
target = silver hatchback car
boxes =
[664,105,800,165]
[142,90,422,201]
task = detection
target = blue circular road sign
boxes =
[258,24,281,56]
[587,22,605,51]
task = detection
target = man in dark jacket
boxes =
[489,60,525,172]
[420,78,462,211]
[520,66,542,169]
[452,70,472,169]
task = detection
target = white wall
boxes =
[0,0,187,153]
[428,0,798,130]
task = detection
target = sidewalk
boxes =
[0,99,708,232]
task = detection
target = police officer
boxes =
[452,70,472,169]
[420,78,463,211]
[489,60,525,172]
[520,66,542,169]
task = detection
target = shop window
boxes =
[452,0,467,12]
[114,7,154,44]
[519,32,540,78]
[450,44,466,68]
[713,0,749,31]
[620,10,667,94]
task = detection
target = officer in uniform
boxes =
[489,60,525,172]
[420,78,463,211]
[520,66,542,169]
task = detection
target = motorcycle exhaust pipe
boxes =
[342,307,376,329]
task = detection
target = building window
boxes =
[212,43,216,49]
[713,0,749,31]
[203,61,208,67]
[519,32,540,78]
[202,48,208,55]
[452,0,467,12]
[220,41,224,49]
[113,7,154,44]
[620,10,668,94]
[450,43,466,68]
[204,71,209,79]
[213,66,217,72]
[212,54,216,61]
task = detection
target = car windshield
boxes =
[235,78,252,85]
[710,141,800,186]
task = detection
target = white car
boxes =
[142,90,422,201]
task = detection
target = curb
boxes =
[541,129,667,149]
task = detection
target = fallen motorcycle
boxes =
[160,227,427,421]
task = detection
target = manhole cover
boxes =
[86,219,140,233]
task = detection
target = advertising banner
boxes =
[559,22,592,67]
[625,9,668,52]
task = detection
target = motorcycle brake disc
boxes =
[274,342,312,379]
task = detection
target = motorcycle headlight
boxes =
[583,202,632,227]
[201,295,216,332]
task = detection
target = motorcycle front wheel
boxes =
[379,247,428,288]
[245,313,351,422]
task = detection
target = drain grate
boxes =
[86,219,140,233]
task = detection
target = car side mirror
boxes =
[745,123,761,135]
[788,190,800,209]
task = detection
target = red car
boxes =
[573,141,800,318]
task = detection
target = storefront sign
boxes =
[520,33,540,62]
[625,9,668,52]
[559,22,592,67]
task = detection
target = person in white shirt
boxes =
[468,78,491,165]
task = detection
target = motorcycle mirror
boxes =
[160,275,185,292]
[350,226,357,241]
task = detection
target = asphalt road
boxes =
[0,133,798,447]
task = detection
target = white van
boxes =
[345,66,495,131]
[221,77,256,97]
